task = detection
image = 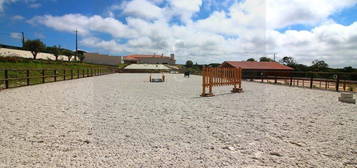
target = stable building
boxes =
[124,54,175,64]
[83,53,122,66]
[221,61,294,78]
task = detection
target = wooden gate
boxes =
[201,67,242,97]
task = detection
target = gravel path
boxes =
[0,73,356,167]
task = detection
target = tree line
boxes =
[246,56,356,72]
[22,39,85,62]
[185,56,356,73]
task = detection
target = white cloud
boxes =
[0,0,16,12]
[266,0,357,28]
[122,0,164,20]
[265,21,357,66]
[29,14,132,38]
[29,3,41,8]
[10,32,22,39]
[29,0,357,67]
[12,15,24,20]
[169,0,202,23]
[80,37,124,53]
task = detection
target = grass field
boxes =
[0,57,115,88]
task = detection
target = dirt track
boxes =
[0,73,356,167]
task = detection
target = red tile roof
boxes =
[124,54,172,60]
[223,61,294,70]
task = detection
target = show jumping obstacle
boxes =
[201,67,242,97]
[149,73,165,82]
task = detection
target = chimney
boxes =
[161,53,163,57]
[170,53,174,60]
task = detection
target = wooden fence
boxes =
[201,67,242,97]
[0,68,114,90]
[244,71,357,92]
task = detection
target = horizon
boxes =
[1,0,357,67]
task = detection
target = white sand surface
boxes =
[0,73,356,167]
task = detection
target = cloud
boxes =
[265,0,357,28]
[12,15,24,20]
[122,0,164,20]
[29,3,41,8]
[169,0,202,23]
[80,37,124,53]
[28,14,131,38]
[29,0,357,67]
[0,0,17,12]
[10,32,22,40]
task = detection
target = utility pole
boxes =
[273,53,276,62]
[21,32,25,47]
[75,29,78,61]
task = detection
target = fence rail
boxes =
[0,68,114,90]
[243,71,357,92]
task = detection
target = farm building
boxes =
[83,53,122,66]
[221,61,294,78]
[124,54,175,64]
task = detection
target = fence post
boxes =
[63,70,66,80]
[42,69,45,83]
[54,70,57,82]
[209,69,213,95]
[83,69,85,78]
[290,76,293,86]
[343,81,346,91]
[201,68,206,96]
[274,75,277,84]
[77,69,80,79]
[26,70,30,86]
[310,76,313,89]
[4,70,9,89]
[336,74,340,92]
[71,69,73,80]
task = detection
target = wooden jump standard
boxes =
[201,67,242,97]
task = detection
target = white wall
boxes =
[0,48,73,61]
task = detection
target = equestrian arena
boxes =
[0,73,356,167]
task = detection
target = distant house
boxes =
[83,53,122,66]
[123,54,175,64]
[221,61,294,78]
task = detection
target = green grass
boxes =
[0,57,115,89]
[118,63,128,69]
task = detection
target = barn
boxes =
[221,61,294,79]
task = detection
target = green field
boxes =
[0,57,115,88]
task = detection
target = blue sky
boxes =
[1,0,357,67]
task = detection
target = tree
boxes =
[342,66,353,72]
[279,56,296,66]
[47,45,61,61]
[208,63,221,67]
[23,39,46,59]
[259,57,274,62]
[311,59,328,72]
[62,49,74,61]
[185,60,193,67]
[247,58,256,62]
[77,50,86,62]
